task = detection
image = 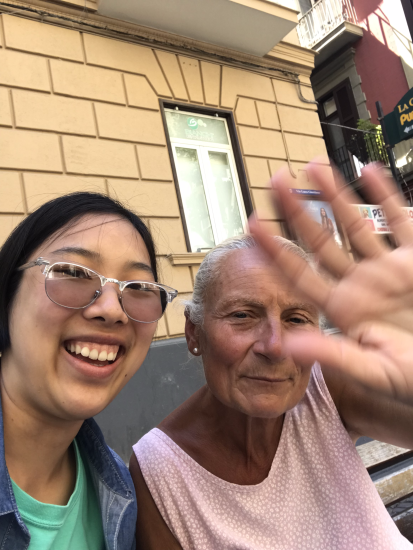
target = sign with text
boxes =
[165,111,229,145]
[355,204,413,233]
[290,188,322,196]
[383,87,413,146]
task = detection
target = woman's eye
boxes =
[232,312,248,319]
[288,316,308,325]
[71,269,88,279]
[66,268,91,279]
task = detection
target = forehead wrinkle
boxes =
[282,300,319,316]
[212,287,318,315]
[218,297,267,310]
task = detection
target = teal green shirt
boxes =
[11,440,105,550]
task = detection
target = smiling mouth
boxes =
[64,340,124,368]
[245,376,289,383]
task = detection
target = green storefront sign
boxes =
[383,88,413,147]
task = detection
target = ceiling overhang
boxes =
[97,0,299,57]
[314,21,363,67]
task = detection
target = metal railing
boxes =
[297,0,358,50]
[327,126,389,183]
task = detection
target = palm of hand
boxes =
[251,162,413,404]
[326,248,413,334]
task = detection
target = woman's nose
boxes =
[253,320,285,360]
[83,284,128,325]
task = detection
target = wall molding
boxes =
[0,0,315,80]
[167,253,207,266]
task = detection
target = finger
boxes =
[307,162,387,259]
[282,331,407,402]
[249,216,334,312]
[273,172,353,278]
[361,164,413,246]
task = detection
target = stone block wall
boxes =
[0,13,328,339]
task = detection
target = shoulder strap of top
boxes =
[306,362,343,421]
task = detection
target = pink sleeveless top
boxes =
[133,364,412,550]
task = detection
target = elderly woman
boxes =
[130,163,413,549]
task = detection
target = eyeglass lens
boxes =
[45,263,167,322]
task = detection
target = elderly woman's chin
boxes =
[207,367,312,420]
[238,390,308,419]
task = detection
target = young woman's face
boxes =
[2,214,158,422]
[320,208,326,217]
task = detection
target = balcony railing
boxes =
[327,126,389,184]
[297,0,358,50]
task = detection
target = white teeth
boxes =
[89,349,99,360]
[98,351,107,362]
[66,342,120,363]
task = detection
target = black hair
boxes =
[0,192,157,353]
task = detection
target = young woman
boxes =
[0,192,177,550]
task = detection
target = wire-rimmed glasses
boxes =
[18,257,178,324]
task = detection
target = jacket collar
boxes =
[0,392,26,526]
[76,418,133,500]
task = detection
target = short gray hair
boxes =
[185,234,315,327]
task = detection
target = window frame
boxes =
[160,100,253,252]
[318,78,359,153]
[170,136,247,250]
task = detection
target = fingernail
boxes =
[248,213,258,227]
[270,176,278,190]
[308,155,330,166]
[362,162,381,173]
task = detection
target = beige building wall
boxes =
[0,11,327,339]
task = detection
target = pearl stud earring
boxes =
[193,347,198,354]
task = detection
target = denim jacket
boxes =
[0,396,137,550]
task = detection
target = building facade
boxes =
[297,0,413,190]
[0,1,328,339]
[0,0,328,454]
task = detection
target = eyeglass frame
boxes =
[18,257,178,324]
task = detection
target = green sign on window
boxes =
[165,111,229,145]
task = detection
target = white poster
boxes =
[355,204,413,233]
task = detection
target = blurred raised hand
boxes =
[250,161,413,406]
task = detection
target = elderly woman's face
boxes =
[197,248,319,418]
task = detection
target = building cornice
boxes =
[0,0,314,81]
[267,41,316,76]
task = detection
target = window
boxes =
[318,79,361,183]
[164,108,248,253]
[323,96,337,118]
[297,0,314,15]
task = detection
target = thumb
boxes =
[282,331,396,398]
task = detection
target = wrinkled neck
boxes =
[201,388,284,474]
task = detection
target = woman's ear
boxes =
[185,312,200,355]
